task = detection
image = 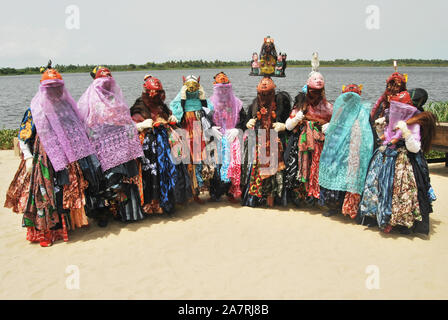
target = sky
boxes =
[1,0,448,68]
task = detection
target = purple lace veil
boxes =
[77,76,143,172]
[30,79,95,172]
[384,100,420,144]
[209,83,243,133]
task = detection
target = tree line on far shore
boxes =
[1,59,448,76]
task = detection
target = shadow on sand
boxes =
[68,193,438,244]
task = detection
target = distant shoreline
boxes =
[2,59,448,76]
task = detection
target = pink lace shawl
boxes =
[30,79,95,172]
[77,77,143,171]
[210,83,243,133]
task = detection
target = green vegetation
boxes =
[2,59,448,76]
[426,149,445,159]
[425,101,448,160]
[427,101,448,122]
[0,129,18,150]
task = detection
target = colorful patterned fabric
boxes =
[359,148,385,219]
[62,162,89,229]
[377,147,397,228]
[24,135,59,231]
[18,108,36,143]
[248,163,263,198]
[308,139,323,198]
[228,138,242,198]
[4,159,31,213]
[389,148,422,228]
[295,121,325,199]
[342,192,361,219]
[155,126,177,211]
[220,136,231,183]
[183,111,206,163]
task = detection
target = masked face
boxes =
[41,69,63,82]
[307,72,325,89]
[95,68,112,79]
[185,80,200,92]
[257,77,276,93]
[342,84,362,95]
[213,72,230,84]
[387,79,402,96]
[47,85,64,101]
[216,86,231,102]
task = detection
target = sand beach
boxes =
[1,150,447,300]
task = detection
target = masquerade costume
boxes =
[284,53,333,207]
[208,72,245,202]
[169,75,215,202]
[241,76,292,208]
[131,75,192,213]
[251,36,286,77]
[77,67,145,226]
[318,85,374,218]
[4,63,95,247]
[259,36,277,76]
[358,66,437,235]
[370,70,409,149]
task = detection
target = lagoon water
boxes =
[0,67,447,129]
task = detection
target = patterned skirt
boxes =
[285,122,325,202]
[319,187,361,219]
[140,126,186,214]
[359,146,428,233]
[5,135,89,246]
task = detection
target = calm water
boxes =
[1,67,447,129]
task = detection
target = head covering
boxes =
[319,92,373,194]
[370,63,409,119]
[213,72,230,84]
[390,91,413,105]
[183,75,200,93]
[31,78,95,172]
[409,88,428,111]
[260,36,277,58]
[257,76,276,93]
[143,75,165,100]
[90,66,112,79]
[77,76,143,171]
[387,72,407,85]
[40,69,62,82]
[39,60,62,82]
[342,84,363,95]
[210,75,243,133]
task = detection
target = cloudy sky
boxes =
[1,0,447,68]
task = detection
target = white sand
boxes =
[0,149,447,300]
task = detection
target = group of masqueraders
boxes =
[4,56,439,247]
